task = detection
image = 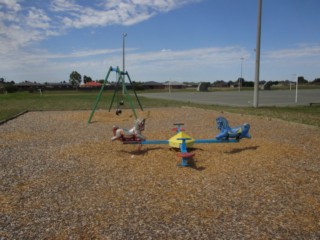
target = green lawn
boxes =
[0,91,98,120]
[1,90,319,127]
[0,90,190,121]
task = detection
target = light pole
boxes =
[253,0,262,108]
[295,74,298,103]
[122,33,127,95]
[239,57,244,91]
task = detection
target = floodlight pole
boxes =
[122,33,127,96]
[295,74,298,103]
[253,0,262,108]
[239,57,244,92]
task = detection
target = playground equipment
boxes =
[112,118,146,142]
[215,117,251,140]
[87,66,143,123]
[111,117,251,167]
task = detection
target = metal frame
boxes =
[87,66,143,124]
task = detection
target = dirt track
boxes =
[1,108,319,239]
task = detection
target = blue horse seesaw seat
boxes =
[113,117,251,167]
[215,116,251,140]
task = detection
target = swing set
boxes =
[87,66,143,124]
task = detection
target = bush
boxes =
[5,84,18,93]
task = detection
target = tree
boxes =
[297,76,308,84]
[83,75,93,83]
[97,79,104,84]
[312,78,320,84]
[4,83,18,93]
[69,71,82,86]
[212,80,228,87]
[243,80,254,87]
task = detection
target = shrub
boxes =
[5,84,18,93]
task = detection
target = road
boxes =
[139,89,320,107]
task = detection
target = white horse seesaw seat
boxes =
[111,118,146,142]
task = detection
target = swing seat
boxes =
[120,139,142,144]
[177,152,195,158]
[112,135,142,143]
[172,127,186,132]
[116,108,122,115]
[121,137,143,143]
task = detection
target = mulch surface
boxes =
[1,107,319,239]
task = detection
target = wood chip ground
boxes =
[1,108,319,239]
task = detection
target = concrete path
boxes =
[139,89,320,107]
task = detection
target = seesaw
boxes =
[111,117,251,167]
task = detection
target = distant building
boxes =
[259,81,273,90]
[164,81,185,89]
[197,82,210,91]
[80,82,102,88]
[212,81,229,88]
[15,81,42,91]
[45,82,73,89]
[143,81,165,89]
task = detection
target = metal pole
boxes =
[253,0,262,108]
[88,66,113,123]
[295,75,298,103]
[126,71,144,111]
[239,57,244,92]
[122,33,127,96]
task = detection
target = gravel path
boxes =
[1,108,320,239]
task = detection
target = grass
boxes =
[0,90,189,121]
[206,104,320,127]
[1,90,319,127]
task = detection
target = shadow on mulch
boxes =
[187,158,206,171]
[121,147,165,155]
[169,148,206,171]
[123,147,206,171]
[225,145,259,154]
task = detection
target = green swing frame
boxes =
[87,66,143,124]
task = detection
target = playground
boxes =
[1,107,319,239]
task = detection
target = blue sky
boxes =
[1,0,319,83]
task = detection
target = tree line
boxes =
[1,72,320,93]
[69,71,103,86]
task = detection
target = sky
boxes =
[0,0,319,83]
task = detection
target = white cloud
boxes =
[1,1,319,83]
[2,43,319,83]
[0,47,122,68]
[0,0,205,80]
[128,46,249,68]
[50,0,201,28]
[0,2,59,54]
[0,45,251,82]
[5,43,320,82]
[49,0,82,12]
[46,48,123,59]
[0,0,202,55]
[264,44,320,59]
[0,0,21,12]
[26,7,51,29]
